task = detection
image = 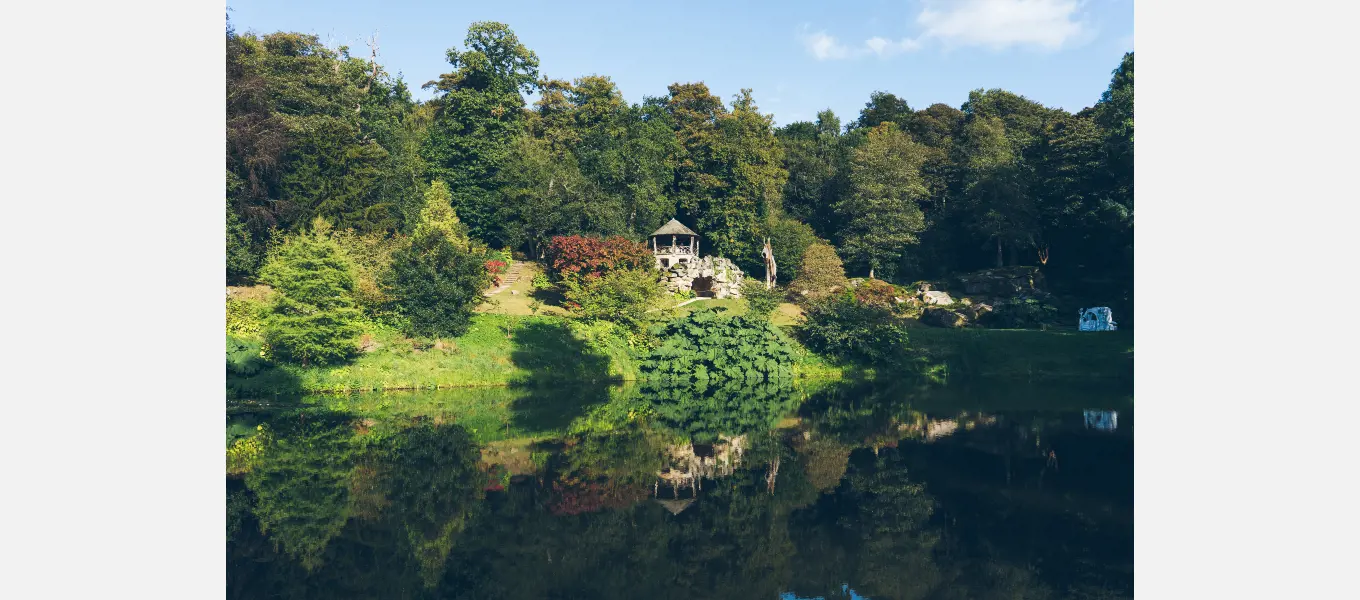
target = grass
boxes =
[477,262,571,317]
[228,313,639,395]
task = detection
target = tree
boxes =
[959,116,1037,267]
[853,91,912,131]
[411,180,470,249]
[385,228,489,338]
[421,21,541,244]
[836,123,929,279]
[777,110,847,239]
[762,217,819,284]
[258,219,364,366]
[788,242,849,304]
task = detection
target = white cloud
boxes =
[865,36,923,58]
[801,28,922,61]
[801,31,857,60]
[802,1,1093,59]
[915,0,1089,51]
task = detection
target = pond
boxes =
[227,377,1133,599]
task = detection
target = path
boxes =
[484,261,525,297]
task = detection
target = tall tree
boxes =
[853,91,913,131]
[836,123,929,279]
[421,21,540,245]
[959,117,1037,267]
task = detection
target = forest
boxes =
[226,19,1133,302]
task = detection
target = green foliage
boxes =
[799,297,912,366]
[421,21,541,244]
[258,222,364,366]
[226,296,267,337]
[763,217,818,283]
[411,180,470,249]
[641,306,796,383]
[560,267,666,332]
[227,335,271,377]
[837,123,929,279]
[384,229,490,338]
[741,279,782,320]
[530,273,552,290]
[788,242,849,304]
[985,298,1059,329]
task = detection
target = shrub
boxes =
[531,273,552,290]
[642,306,797,383]
[741,279,783,320]
[560,267,667,333]
[257,221,364,366]
[328,228,405,317]
[226,296,267,337]
[547,235,653,279]
[412,180,471,249]
[763,217,818,283]
[384,229,491,338]
[799,297,911,365]
[853,279,899,309]
[788,242,849,305]
[985,298,1059,329]
[484,259,508,287]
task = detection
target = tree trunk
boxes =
[995,238,1003,268]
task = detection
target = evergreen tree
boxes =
[258,219,364,366]
[385,189,490,338]
[836,123,929,279]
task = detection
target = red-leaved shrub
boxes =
[547,235,652,279]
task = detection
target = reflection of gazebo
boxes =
[653,497,694,516]
[652,435,747,499]
[650,219,700,270]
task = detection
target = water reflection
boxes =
[228,377,1132,599]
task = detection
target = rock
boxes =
[915,282,932,293]
[922,291,954,305]
[956,297,973,307]
[510,290,519,295]
[922,307,968,328]
[967,303,994,321]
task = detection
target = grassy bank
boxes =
[901,326,1134,384]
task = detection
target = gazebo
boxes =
[650,218,699,270]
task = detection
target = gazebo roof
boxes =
[651,218,698,237]
[654,497,694,515]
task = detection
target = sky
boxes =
[225,0,1133,126]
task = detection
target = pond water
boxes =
[227,377,1133,599]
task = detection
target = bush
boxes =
[547,235,653,279]
[741,279,782,320]
[328,228,405,317]
[985,298,1059,329]
[226,296,267,337]
[763,217,818,283]
[560,267,667,333]
[853,279,899,309]
[642,306,797,383]
[385,229,491,338]
[258,221,364,366]
[788,242,849,305]
[799,297,911,365]
[227,335,271,378]
[531,273,552,290]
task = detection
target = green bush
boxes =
[258,221,364,366]
[226,297,266,337]
[641,306,796,383]
[384,228,491,338]
[788,242,849,305]
[798,297,911,365]
[741,279,783,320]
[985,298,1059,329]
[560,267,667,333]
[763,217,819,283]
[227,335,271,377]
[852,279,899,310]
[531,273,552,290]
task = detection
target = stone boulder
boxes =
[953,267,1046,297]
[966,303,994,321]
[921,290,954,305]
[922,307,968,328]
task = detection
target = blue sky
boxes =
[226,0,1132,126]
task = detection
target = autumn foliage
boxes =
[546,235,653,279]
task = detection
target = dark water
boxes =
[227,377,1132,599]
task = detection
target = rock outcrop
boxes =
[662,256,745,299]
